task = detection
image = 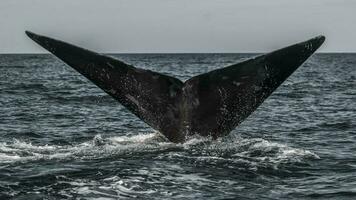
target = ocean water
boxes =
[0,53,355,199]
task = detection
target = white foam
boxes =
[0,132,170,163]
[0,133,319,169]
[170,135,319,169]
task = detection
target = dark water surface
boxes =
[0,53,355,199]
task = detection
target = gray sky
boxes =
[0,0,355,53]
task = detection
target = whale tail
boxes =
[26,31,325,143]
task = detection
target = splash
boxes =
[0,132,174,163]
[0,133,319,169]
[176,135,319,170]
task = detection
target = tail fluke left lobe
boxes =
[26,31,185,142]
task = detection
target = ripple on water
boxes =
[1,53,355,199]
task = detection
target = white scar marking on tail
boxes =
[126,94,139,106]
[126,94,147,112]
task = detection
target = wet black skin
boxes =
[26,31,325,143]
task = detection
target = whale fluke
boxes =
[26,31,325,143]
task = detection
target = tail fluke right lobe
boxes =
[183,36,325,138]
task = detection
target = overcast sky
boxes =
[0,0,355,53]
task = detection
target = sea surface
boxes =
[0,53,355,199]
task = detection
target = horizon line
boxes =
[1,51,356,55]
